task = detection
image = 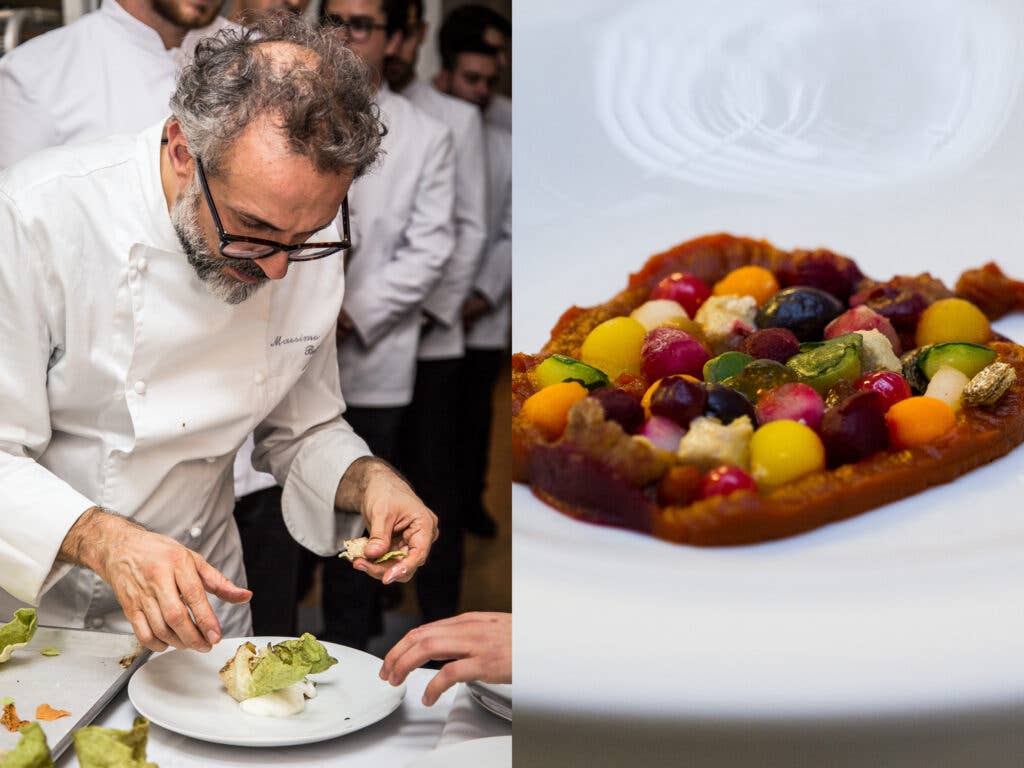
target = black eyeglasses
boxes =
[323,13,388,43]
[195,157,350,262]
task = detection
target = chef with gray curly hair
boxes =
[0,16,437,654]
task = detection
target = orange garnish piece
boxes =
[1,703,29,732]
[36,703,71,721]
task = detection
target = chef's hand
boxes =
[335,457,438,585]
[380,612,511,705]
[461,291,491,331]
[337,308,355,343]
[58,507,251,653]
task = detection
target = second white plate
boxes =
[128,636,405,747]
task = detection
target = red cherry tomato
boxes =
[700,465,758,499]
[854,370,912,413]
[650,273,711,318]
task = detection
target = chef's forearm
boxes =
[56,507,140,577]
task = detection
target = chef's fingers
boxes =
[349,556,389,582]
[363,509,398,559]
[384,514,436,584]
[177,563,223,646]
[193,553,253,604]
[382,626,469,685]
[157,574,210,652]
[423,659,479,706]
[129,609,168,653]
[140,595,185,650]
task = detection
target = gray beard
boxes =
[171,176,268,305]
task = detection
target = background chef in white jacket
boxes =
[0,0,231,170]
[435,12,512,560]
[436,3,511,132]
[0,18,438,654]
[318,0,455,650]
[382,0,491,627]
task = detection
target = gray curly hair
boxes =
[169,15,383,179]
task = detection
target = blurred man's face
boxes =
[152,0,224,29]
[384,11,424,92]
[325,0,393,76]
[441,52,499,111]
[482,25,508,72]
[167,117,351,304]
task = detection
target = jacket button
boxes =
[189,526,202,539]
[205,456,216,464]
[133,380,146,395]
[254,371,266,384]
[90,616,105,628]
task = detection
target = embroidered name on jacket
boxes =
[271,334,321,347]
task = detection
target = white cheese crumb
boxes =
[695,295,757,354]
[677,415,754,471]
[857,330,901,373]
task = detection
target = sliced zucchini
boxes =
[917,342,996,381]
[786,334,863,395]
[534,354,610,391]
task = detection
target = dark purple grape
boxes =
[739,328,800,363]
[820,391,889,468]
[588,386,645,434]
[704,383,756,425]
[755,287,845,342]
[649,376,707,429]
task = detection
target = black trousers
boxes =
[318,404,406,649]
[233,485,300,636]
[400,358,465,624]
[458,349,506,524]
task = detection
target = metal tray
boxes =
[0,625,149,759]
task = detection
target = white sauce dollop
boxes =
[239,679,317,718]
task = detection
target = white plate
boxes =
[513,0,1024,746]
[466,682,512,721]
[404,736,512,768]
[127,637,405,747]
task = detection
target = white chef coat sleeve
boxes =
[344,127,456,347]
[0,56,60,171]
[250,322,372,556]
[0,191,97,604]
[420,108,487,327]
[474,168,512,307]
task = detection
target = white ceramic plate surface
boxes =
[127,637,405,747]
[467,681,512,721]
[404,736,512,768]
[514,0,1024,728]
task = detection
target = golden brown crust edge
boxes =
[512,234,1024,545]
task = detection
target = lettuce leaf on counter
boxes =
[219,633,337,701]
[73,717,157,768]
[0,610,37,664]
[0,722,54,768]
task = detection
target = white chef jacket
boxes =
[402,78,488,361]
[467,124,512,349]
[487,93,512,132]
[339,85,455,406]
[0,0,231,170]
[0,123,370,636]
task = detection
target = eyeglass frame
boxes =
[322,12,389,42]
[194,156,351,262]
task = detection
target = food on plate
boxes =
[512,234,1024,544]
[0,722,53,768]
[33,705,70,722]
[339,537,408,564]
[38,649,58,658]
[73,717,157,768]
[219,633,337,717]
[0,610,37,664]
[1,704,29,734]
